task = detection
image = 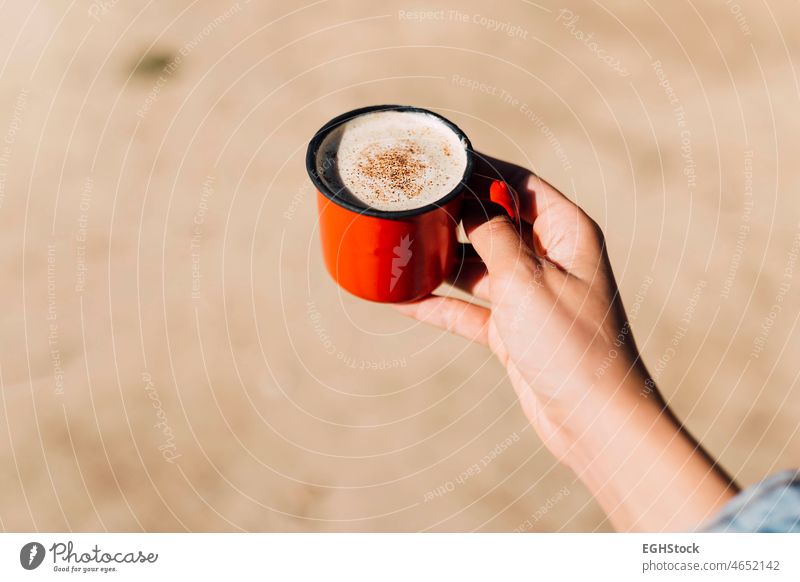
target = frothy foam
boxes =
[317,110,468,211]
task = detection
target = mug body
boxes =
[316,192,462,302]
[307,105,473,303]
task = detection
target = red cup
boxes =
[306,105,515,303]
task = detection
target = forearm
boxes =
[560,379,739,532]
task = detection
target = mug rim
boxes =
[305,104,474,220]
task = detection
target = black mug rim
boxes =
[305,104,474,220]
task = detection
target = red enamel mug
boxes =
[306,104,516,303]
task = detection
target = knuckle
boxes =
[483,213,514,237]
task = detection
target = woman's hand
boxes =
[396,153,738,531]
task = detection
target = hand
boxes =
[397,153,644,457]
[396,153,738,531]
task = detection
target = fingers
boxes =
[394,295,490,345]
[523,173,580,223]
[532,203,606,283]
[469,152,578,224]
[470,151,606,283]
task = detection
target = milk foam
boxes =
[317,110,468,211]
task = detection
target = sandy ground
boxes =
[0,0,799,532]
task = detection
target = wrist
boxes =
[539,367,665,456]
[557,385,671,471]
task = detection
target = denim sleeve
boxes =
[701,470,800,532]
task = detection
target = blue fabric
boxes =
[702,470,800,532]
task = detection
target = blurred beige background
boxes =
[1,0,799,532]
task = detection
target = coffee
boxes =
[316,110,469,212]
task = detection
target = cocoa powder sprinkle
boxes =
[356,140,428,201]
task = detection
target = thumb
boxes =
[462,199,538,277]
